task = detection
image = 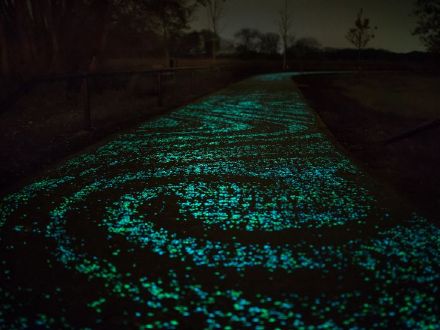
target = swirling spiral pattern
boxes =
[1,73,439,329]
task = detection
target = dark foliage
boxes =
[413,0,440,53]
[0,0,198,77]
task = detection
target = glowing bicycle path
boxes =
[0,73,439,329]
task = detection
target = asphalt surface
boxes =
[1,73,439,329]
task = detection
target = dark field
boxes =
[294,72,440,221]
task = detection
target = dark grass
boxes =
[294,72,440,222]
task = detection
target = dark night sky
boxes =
[192,0,424,53]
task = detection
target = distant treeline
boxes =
[0,0,435,79]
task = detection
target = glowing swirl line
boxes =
[0,73,439,329]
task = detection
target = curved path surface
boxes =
[1,73,439,329]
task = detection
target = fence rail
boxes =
[1,64,250,192]
[1,66,225,130]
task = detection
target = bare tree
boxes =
[0,19,8,75]
[346,9,377,64]
[413,0,440,53]
[278,0,294,70]
[198,0,226,62]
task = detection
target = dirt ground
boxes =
[294,72,440,222]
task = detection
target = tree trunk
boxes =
[50,32,60,72]
[212,24,218,64]
[32,0,51,71]
[95,1,112,68]
[43,0,61,73]
[164,46,171,68]
[283,43,287,70]
[160,20,171,68]
[99,27,110,59]
[283,52,286,70]
[212,35,217,63]
[15,0,35,76]
[0,23,9,76]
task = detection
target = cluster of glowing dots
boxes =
[0,73,439,329]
